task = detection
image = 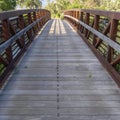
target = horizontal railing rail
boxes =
[0,9,51,87]
[64,9,120,86]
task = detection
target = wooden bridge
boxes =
[0,9,120,120]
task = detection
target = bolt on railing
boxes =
[64,9,120,86]
[0,9,51,87]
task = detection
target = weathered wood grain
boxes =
[0,19,120,120]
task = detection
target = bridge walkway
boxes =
[0,19,120,120]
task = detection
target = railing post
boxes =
[76,11,78,20]
[18,15,25,47]
[85,13,90,37]
[36,11,41,29]
[80,12,84,33]
[38,10,41,18]
[74,11,77,27]
[33,11,38,33]
[27,13,34,39]
[73,11,74,17]
[2,19,12,62]
[93,15,100,45]
[76,11,80,30]
[38,11,42,29]
[107,19,118,62]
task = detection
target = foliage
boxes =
[0,0,120,15]
[17,0,42,9]
[0,0,16,11]
[45,0,70,18]
[45,0,120,18]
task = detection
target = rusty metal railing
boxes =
[0,9,51,87]
[64,9,120,86]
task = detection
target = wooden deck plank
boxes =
[0,19,120,120]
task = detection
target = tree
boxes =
[45,0,70,18]
[17,0,42,9]
[0,0,16,11]
[45,0,120,18]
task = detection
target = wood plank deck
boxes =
[0,19,120,120]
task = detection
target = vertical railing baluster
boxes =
[80,12,84,33]
[38,11,42,29]
[77,10,80,31]
[85,13,90,37]
[2,19,13,62]
[36,11,41,29]
[27,13,34,39]
[18,15,25,47]
[107,19,118,62]
[93,15,100,45]
[33,12,38,33]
